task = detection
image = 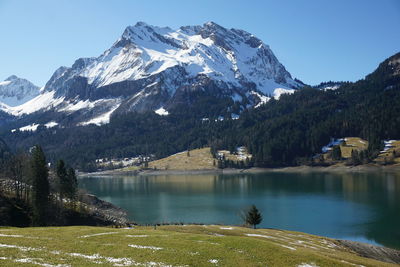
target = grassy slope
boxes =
[106,138,400,173]
[340,137,369,158]
[375,140,400,164]
[145,148,217,171]
[0,225,396,267]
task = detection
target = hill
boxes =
[146,147,217,171]
[1,51,399,170]
[0,225,398,266]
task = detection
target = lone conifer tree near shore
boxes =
[245,205,263,229]
[31,145,50,226]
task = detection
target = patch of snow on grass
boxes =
[79,232,118,238]
[0,243,41,252]
[67,252,156,266]
[0,233,25,238]
[67,253,102,260]
[2,245,171,267]
[104,257,135,266]
[297,264,319,267]
[126,235,149,238]
[212,233,225,237]
[208,259,219,265]
[340,260,365,267]
[320,239,337,249]
[280,244,296,251]
[14,258,71,267]
[196,240,220,245]
[0,233,45,239]
[219,227,233,230]
[380,140,397,153]
[322,138,345,153]
[128,244,163,250]
[245,233,274,239]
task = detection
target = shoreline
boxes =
[78,164,400,177]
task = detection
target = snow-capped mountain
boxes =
[1,22,302,127]
[0,75,40,107]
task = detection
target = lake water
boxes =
[79,171,400,249]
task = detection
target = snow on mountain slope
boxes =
[0,75,40,106]
[77,100,122,126]
[154,107,169,116]
[2,22,302,127]
[273,88,295,99]
[3,90,64,116]
[78,21,299,94]
[2,88,121,128]
[314,81,346,91]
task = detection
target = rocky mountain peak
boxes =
[0,76,40,107]
[0,22,302,126]
[5,75,19,81]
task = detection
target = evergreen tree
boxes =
[30,145,50,226]
[351,150,361,165]
[56,160,68,201]
[331,146,342,161]
[245,205,263,229]
[66,167,78,200]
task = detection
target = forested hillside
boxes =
[1,53,399,170]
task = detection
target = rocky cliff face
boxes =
[1,22,302,127]
[0,75,40,107]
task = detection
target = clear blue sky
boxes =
[0,0,399,86]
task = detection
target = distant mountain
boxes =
[2,52,399,170]
[0,75,40,107]
[0,22,302,127]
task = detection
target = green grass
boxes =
[340,137,369,159]
[323,137,369,162]
[146,148,217,170]
[116,148,217,172]
[375,140,400,165]
[0,225,395,266]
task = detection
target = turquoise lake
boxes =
[79,171,400,249]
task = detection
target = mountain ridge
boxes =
[0,21,302,127]
[0,75,40,107]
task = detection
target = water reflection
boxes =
[79,171,400,249]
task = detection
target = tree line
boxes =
[1,53,399,170]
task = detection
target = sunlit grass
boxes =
[0,225,395,266]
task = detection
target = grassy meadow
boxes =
[0,225,396,267]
